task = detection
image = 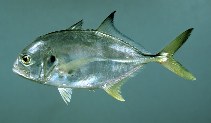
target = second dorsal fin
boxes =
[97,11,150,54]
[97,11,117,35]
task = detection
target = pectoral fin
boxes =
[103,80,125,101]
[58,58,96,74]
[58,88,72,104]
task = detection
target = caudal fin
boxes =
[156,28,196,80]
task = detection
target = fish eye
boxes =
[21,54,31,65]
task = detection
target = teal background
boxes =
[0,0,210,123]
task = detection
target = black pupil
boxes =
[23,55,29,62]
[50,55,56,63]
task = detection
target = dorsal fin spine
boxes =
[67,20,83,30]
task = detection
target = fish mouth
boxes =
[12,59,29,79]
[12,66,19,74]
[13,65,32,81]
[12,59,20,74]
[12,59,43,82]
[13,64,25,77]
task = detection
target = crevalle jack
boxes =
[13,11,196,104]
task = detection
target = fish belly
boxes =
[67,60,143,89]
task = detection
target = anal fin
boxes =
[58,88,72,104]
[103,80,125,101]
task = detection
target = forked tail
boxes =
[155,28,196,80]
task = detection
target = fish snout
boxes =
[12,59,20,74]
[12,58,29,78]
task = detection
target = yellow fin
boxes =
[157,28,196,80]
[104,80,125,101]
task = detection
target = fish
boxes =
[13,11,196,104]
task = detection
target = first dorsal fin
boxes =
[103,80,125,101]
[67,20,83,30]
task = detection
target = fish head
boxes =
[13,40,55,83]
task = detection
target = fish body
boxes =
[13,11,196,104]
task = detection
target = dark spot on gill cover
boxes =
[50,55,56,63]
